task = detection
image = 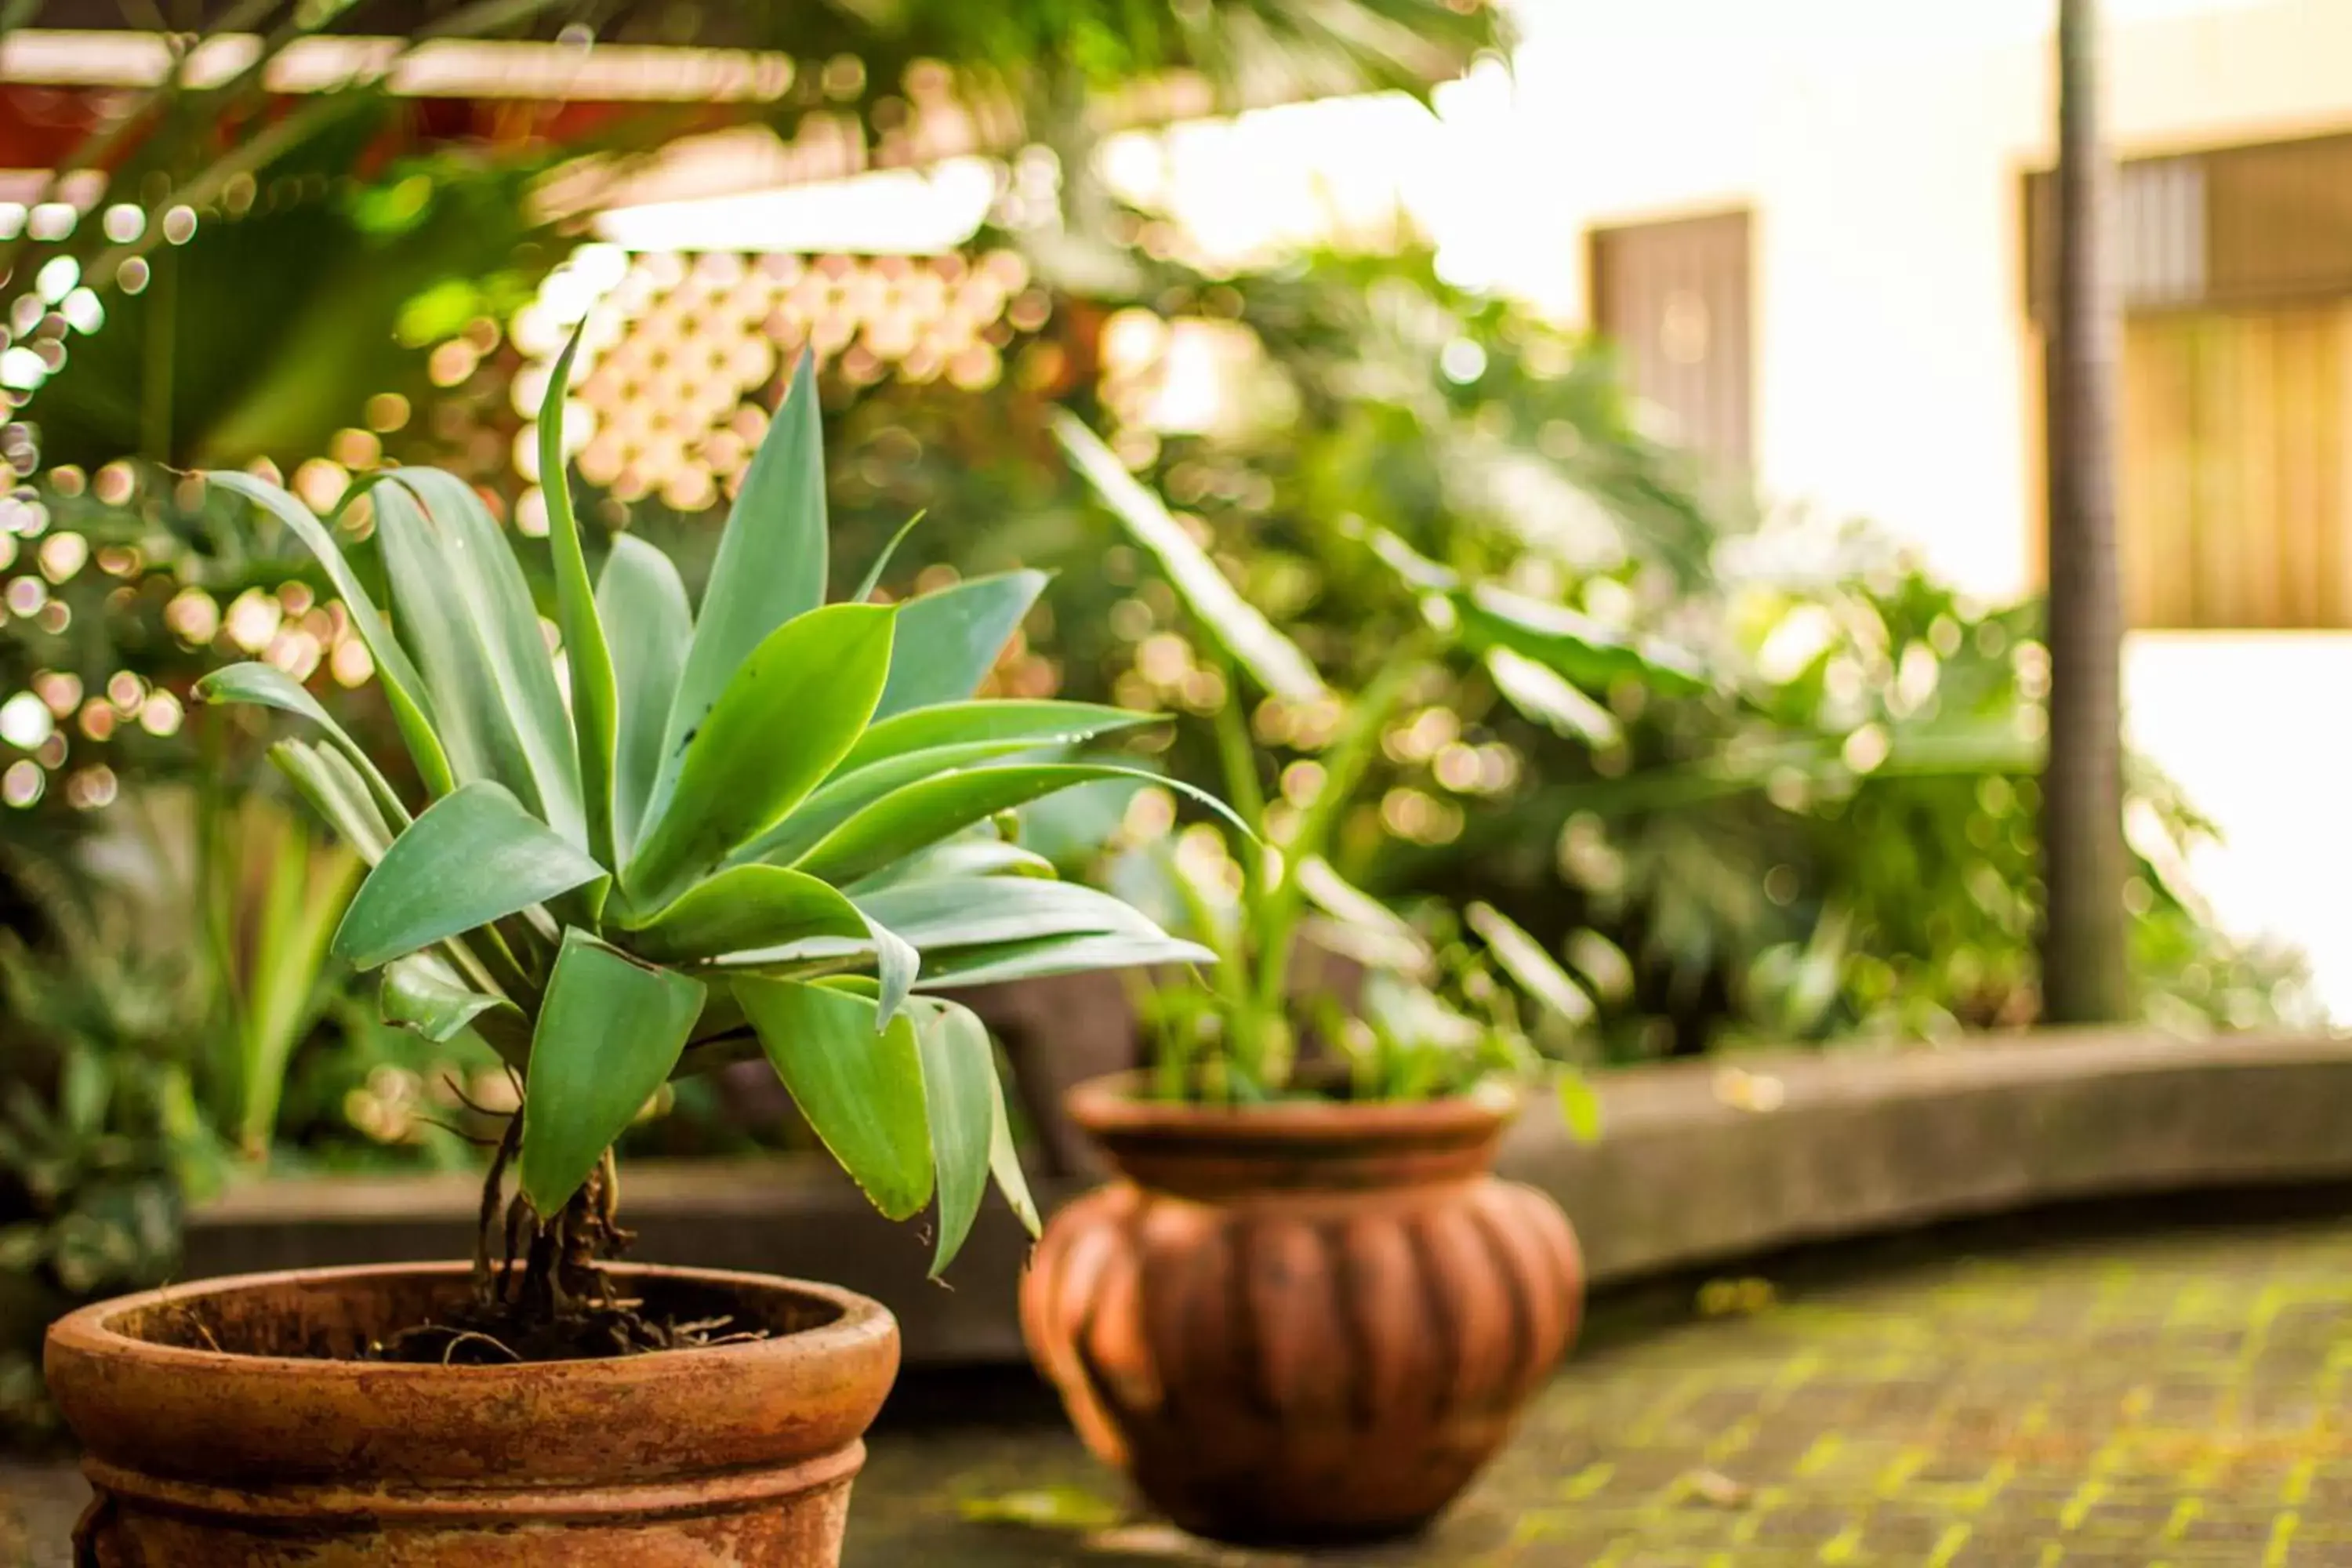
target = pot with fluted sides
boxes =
[1022,1076,1584,1544]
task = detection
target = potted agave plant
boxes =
[42,349,1225,1568]
[1021,418,1693,1544]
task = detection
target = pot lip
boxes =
[1065,1069,1519,1143]
[45,1259,891,1380]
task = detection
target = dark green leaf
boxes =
[333,782,605,971]
[659,351,826,804]
[598,533,693,866]
[737,975,932,1220]
[517,931,706,1214]
[621,862,867,964]
[626,602,896,906]
[872,570,1049,720]
[910,998,995,1276]
[208,470,454,795]
[539,328,619,867]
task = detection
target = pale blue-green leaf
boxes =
[658,351,826,808]
[381,952,515,1044]
[845,837,1057,892]
[332,782,606,971]
[374,471,583,841]
[269,740,395,863]
[855,876,1167,952]
[597,532,693,866]
[851,510,927,604]
[985,1062,1038,1235]
[621,862,867,964]
[913,931,1217,991]
[207,470,453,794]
[863,907,920,1026]
[909,997,995,1276]
[871,570,1048,720]
[539,329,619,867]
[793,763,1251,888]
[517,931,706,1214]
[835,699,1154,775]
[197,662,409,826]
[1053,412,1326,702]
[625,603,896,906]
[736,975,932,1220]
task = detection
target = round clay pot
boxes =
[45,1261,898,1566]
[1021,1076,1583,1544]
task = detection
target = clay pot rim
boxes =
[46,1259,889,1381]
[1065,1069,1520,1144]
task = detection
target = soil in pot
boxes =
[1021,1077,1584,1545]
[45,1261,899,1567]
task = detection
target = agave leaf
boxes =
[851,510,927,604]
[846,837,1058,891]
[198,663,409,826]
[835,700,1154,775]
[208,470,454,795]
[985,1064,1039,1236]
[269,740,396,863]
[382,951,517,1044]
[517,931,706,1215]
[871,569,1049,720]
[863,907,920,1025]
[373,473,584,843]
[597,533,693,866]
[620,862,868,964]
[739,737,1090,869]
[626,603,896,907]
[793,763,1251,888]
[656,351,826,811]
[914,931,1218,991]
[332,782,606,971]
[736,975,932,1220]
[1054,412,1327,703]
[538,329,619,867]
[909,997,995,1276]
[855,877,1167,952]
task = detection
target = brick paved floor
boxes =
[13,1203,2352,1565]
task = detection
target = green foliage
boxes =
[200,347,1214,1268]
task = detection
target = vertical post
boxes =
[2040,0,2132,1023]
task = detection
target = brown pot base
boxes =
[46,1262,899,1567]
[1022,1080,1584,1544]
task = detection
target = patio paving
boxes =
[12,1199,2352,1564]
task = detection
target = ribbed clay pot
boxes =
[45,1261,898,1566]
[1021,1076,1583,1544]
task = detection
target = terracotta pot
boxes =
[1021,1076,1583,1544]
[45,1261,898,1566]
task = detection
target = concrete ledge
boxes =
[187,1028,2352,1363]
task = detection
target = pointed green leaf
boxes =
[737,975,932,1220]
[382,952,516,1044]
[373,473,583,842]
[742,736,1092,868]
[1467,901,1594,1028]
[1460,583,1707,698]
[851,510,927,604]
[872,570,1049,720]
[1054,412,1327,702]
[620,862,868,964]
[793,763,1251,888]
[836,700,1155,775]
[855,876,1168,952]
[1483,646,1621,745]
[270,740,397,864]
[658,351,827,806]
[986,1065,1039,1236]
[914,931,1218,991]
[333,782,606,971]
[909,998,996,1276]
[198,662,410,827]
[863,908,920,1025]
[847,837,1057,891]
[626,603,896,906]
[539,329,619,868]
[598,532,693,865]
[517,931,706,1215]
[208,470,454,795]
